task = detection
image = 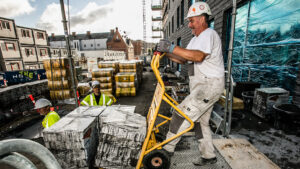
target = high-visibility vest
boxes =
[42,111,60,128]
[81,93,113,106]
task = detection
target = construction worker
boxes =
[81,81,114,106]
[157,2,224,166]
[34,98,60,129]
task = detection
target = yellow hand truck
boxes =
[136,52,194,169]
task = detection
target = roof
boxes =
[49,32,111,41]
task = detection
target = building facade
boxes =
[0,17,23,71]
[17,26,49,69]
[160,0,300,92]
[106,27,134,60]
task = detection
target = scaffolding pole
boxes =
[59,0,79,107]
[223,0,237,137]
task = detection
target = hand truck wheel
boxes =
[142,149,170,169]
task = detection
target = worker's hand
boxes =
[157,39,176,53]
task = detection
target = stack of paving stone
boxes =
[91,68,114,95]
[43,106,146,169]
[119,60,143,85]
[43,106,106,169]
[94,105,146,168]
[115,72,138,97]
[43,57,77,100]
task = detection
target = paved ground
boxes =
[1,68,299,169]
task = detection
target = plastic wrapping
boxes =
[94,106,146,168]
[92,68,114,77]
[43,58,71,71]
[48,80,71,90]
[50,89,75,100]
[92,77,113,83]
[115,73,136,82]
[116,87,136,97]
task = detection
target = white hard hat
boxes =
[186,2,212,19]
[91,81,100,88]
[34,98,52,109]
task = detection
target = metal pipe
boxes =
[0,152,37,169]
[223,0,237,136]
[227,76,234,136]
[59,0,79,107]
[0,139,61,169]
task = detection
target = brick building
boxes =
[106,27,134,60]
[132,40,143,58]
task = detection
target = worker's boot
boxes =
[192,157,217,166]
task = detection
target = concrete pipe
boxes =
[0,139,61,169]
[0,152,37,169]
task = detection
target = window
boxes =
[7,63,20,71]
[177,7,180,28]
[226,0,300,93]
[25,48,34,57]
[97,44,100,47]
[37,32,44,39]
[91,44,93,47]
[0,20,11,30]
[40,49,47,56]
[209,20,214,29]
[181,0,184,25]
[172,16,174,33]
[177,37,182,46]
[21,29,31,37]
[84,44,86,48]
[5,43,15,51]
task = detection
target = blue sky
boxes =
[0,0,154,41]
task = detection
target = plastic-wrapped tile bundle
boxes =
[43,57,77,100]
[94,105,146,168]
[43,106,106,169]
[98,61,119,74]
[115,72,138,97]
[92,68,115,95]
[119,60,143,85]
[77,83,91,97]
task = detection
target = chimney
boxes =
[72,32,76,36]
[51,33,55,37]
[110,29,114,35]
[86,31,91,36]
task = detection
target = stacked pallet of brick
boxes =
[92,68,114,95]
[94,105,146,168]
[43,106,106,169]
[115,72,137,97]
[43,58,77,100]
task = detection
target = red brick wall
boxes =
[106,28,129,59]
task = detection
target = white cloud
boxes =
[35,3,64,34]
[0,0,35,18]
[36,0,154,42]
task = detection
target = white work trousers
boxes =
[164,73,224,159]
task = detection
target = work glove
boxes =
[157,39,176,53]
